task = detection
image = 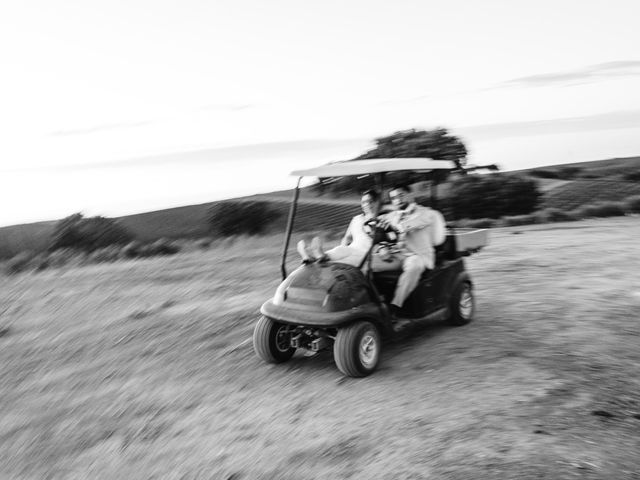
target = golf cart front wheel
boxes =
[449,281,474,326]
[253,316,296,363]
[334,321,381,377]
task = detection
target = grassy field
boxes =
[1,217,639,478]
[539,178,640,210]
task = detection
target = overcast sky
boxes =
[1,0,640,226]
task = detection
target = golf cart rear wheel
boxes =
[253,316,296,363]
[334,321,381,377]
[449,281,474,326]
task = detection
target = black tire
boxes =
[333,321,381,377]
[253,316,296,363]
[448,281,474,326]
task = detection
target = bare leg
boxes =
[297,240,314,263]
[310,237,329,262]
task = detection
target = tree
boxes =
[50,213,134,252]
[209,201,282,237]
[356,128,468,167]
[316,128,470,196]
[446,174,541,219]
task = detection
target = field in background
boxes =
[1,155,639,259]
[540,179,640,210]
[1,217,639,478]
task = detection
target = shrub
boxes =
[529,169,560,179]
[625,195,640,213]
[4,251,36,275]
[120,241,143,259]
[46,248,80,268]
[209,201,282,237]
[557,166,583,179]
[119,239,181,259]
[30,253,51,271]
[448,173,541,219]
[575,204,600,218]
[538,207,576,223]
[87,246,122,264]
[195,238,212,250]
[147,238,180,256]
[578,173,600,179]
[501,214,539,227]
[529,166,583,180]
[624,171,640,182]
[50,213,134,252]
[575,201,626,218]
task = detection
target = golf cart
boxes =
[253,158,488,377]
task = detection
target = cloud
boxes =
[49,104,253,137]
[500,61,640,88]
[7,138,372,173]
[51,120,153,137]
[458,109,640,139]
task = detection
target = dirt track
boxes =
[1,217,640,479]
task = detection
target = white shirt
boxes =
[344,214,374,252]
[382,203,446,269]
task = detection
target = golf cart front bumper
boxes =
[260,300,383,328]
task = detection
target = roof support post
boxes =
[430,177,438,209]
[281,177,301,280]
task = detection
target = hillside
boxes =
[520,155,640,177]
[1,155,638,259]
[539,179,640,210]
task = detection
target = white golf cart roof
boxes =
[291,158,457,177]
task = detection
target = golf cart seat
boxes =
[371,234,456,285]
[435,234,458,265]
[373,235,458,279]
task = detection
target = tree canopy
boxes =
[50,213,134,252]
[315,127,469,196]
[356,128,468,168]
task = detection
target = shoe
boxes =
[389,304,402,323]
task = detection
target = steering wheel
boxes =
[364,218,399,245]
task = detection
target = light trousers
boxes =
[390,254,427,307]
[326,245,367,268]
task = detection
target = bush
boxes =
[209,201,282,237]
[624,195,640,213]
[557,166,583,179]
[30,252,51,271]
[529,169,560,179]
[624,171,640,182]
[4,251,36,275]
[46,248,81,268]
[448,173,541,219]
[119,239,180,260]
[146,238,180,256]
[50,213,134,252]
[195,238,212,250]
[87,246,122,264]
[529,166,583,180]
[537,207,576,223]
[575,201,626,218]
[120,241,143,259]
[578,173,600,179]
[501,214,539,227]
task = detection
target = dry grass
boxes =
[1,219,640,479]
